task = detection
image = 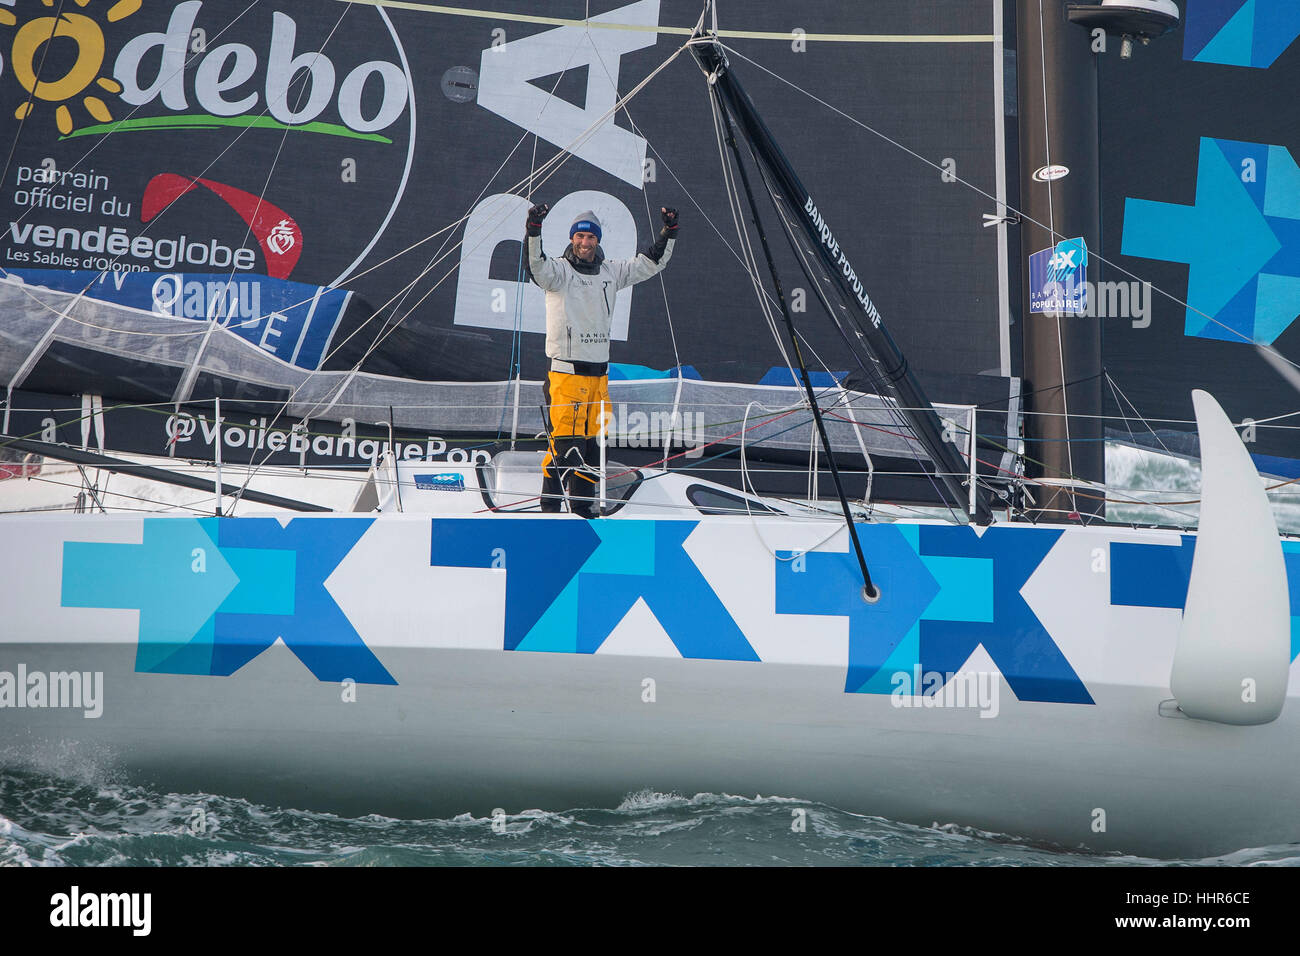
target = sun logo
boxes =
[2,0,141,135]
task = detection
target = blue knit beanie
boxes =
[569,211,602,242]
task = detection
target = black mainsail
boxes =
[0,0,1018,510]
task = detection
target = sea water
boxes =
[3,764,1298,867]
[1106,443,1300,533]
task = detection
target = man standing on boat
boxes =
[525,202,679,516]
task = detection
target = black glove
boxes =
[526,202,550,237]
[660,206,679,234]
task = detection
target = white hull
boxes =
[2,507,1297,858]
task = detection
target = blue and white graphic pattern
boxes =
[1184,0,1300,69]
[62,517,394,684]
[58,516,1300,699]
[1124,138,1300,345]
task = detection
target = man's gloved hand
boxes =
[661,206,679,234]
[526,202,550,237]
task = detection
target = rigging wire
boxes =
[1105,372,1174,458]
[712,39,1003,522]
[694,112,923,505]
[176,2,355,405]
[705,76,886,510]
[2,7,1289,520]
[0,0,265,237]
[696,33,987,522]
[0,0,70,206]
[746,142,966,524]
[225,17,708,511]
[704,89,798,378]
[708,62,969,519]
[707,64,879,597]
[715,41,1300,382]
[585,24,687,464]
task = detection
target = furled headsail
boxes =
[690,33,993,523]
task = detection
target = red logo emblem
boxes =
[141,174,304,278]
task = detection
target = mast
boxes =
[1014,0,1106,519]
[1015,1,1180,521]
[692,38,993,525]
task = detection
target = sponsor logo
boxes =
[2,0,416,289]
[1123,138,1300,344]
[163,414,492,466]
[1032,164,1070,182]
[802,195,883,326]
[63,517,395,685]
[1,0,411,139]
[2,2,135,136]
[267,220,296,256]
[414,473,466,492]
[1029,237,1089,315]
[5,219,255,271]
[141,174,303,277]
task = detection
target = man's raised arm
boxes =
[616,206,679,288]
[524,201,564,291]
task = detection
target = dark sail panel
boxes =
[1100,5,1300,467]
[0,0,1014,502]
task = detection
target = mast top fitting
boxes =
[1066,1,1180,59]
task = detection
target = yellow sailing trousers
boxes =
[541,371,608,514]
[542,370,609,447]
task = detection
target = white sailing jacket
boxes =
[526,234,675,365]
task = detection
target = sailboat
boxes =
[1,0,1298,858]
